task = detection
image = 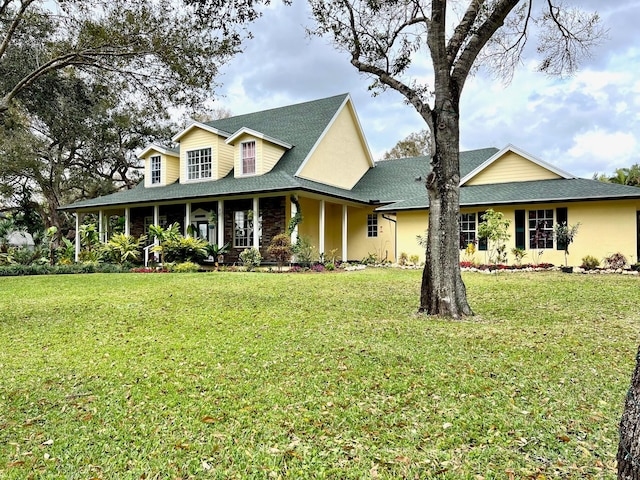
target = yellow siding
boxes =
[217,136,234,178]
[453,201,640,266]
[297,197,320,252]
[179,127,218,181]
[230,135,284,177]
[397,211,429,263]
[142,151,179,187]
[347,207,395,262]
[298,103,371,190]
[466,151,562,186]
[262,142,286,174]
[164,156,180,184]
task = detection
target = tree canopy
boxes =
[0,0,270,116]
[382,129,431,160]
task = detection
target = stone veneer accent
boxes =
[224,196,286,264]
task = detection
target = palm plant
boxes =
[205,242,230,270]
[149,222,180,265]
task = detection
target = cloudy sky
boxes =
[213,1,639,179]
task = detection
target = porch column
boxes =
[75,212,80,262]
[252,197,259,249]
[217,200,224,246]
[153,205,159,226]
[291,199,298,245]
[124,208,130,236]
[319,200,326,257]
[98,210,104,243]
[342,205,348,262]
[184,202,191,237]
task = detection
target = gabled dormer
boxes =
[461,144,575,186]
[139,145,180,188]
[225,128,292,178]
[172,122,234,182]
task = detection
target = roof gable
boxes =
[295,95,375,189]
[172,122,231,142]
[225,127,293,149]
[138,144,179,159]
[461,144,575,186]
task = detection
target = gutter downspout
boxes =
[382,214,397,263]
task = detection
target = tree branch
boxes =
[0,0,37,61]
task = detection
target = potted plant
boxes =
[554,222,580,272]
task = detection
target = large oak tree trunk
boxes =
[618,345,640,479]
[418,93,472,319]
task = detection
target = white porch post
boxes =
[319,200,326,257]
[291,199,298,245]
[124,208,130,236]
[98,210,104,243]
[252,197,259,249]
[342,205,348,262]
[185,202,192,237]
[217,200,224,246]
[75,212,80,262]
[153,205,160,261]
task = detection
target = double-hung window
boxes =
[529,209,554,249]
[367,214,378,238]
[241,141,256,175]
[459,213,476,249]
[150,155,161,185]
[187,148,212,181]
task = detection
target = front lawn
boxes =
[0,270,637,479]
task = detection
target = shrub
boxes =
[239,247,262,271]
[311,263,325,273]
[292,236,315,267]
[170,262,200,273]
[604,252,627,269]
[325,262,335,271]
[267,234,293,270]
[580,255,600,270]
[104,233,147,265]
[399,252,408,266]
[164,236,208,263]
[409,254,420,265]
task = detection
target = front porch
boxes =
[72,193,380,264]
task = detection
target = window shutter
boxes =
[515,210,525,250]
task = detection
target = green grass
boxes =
[0,269,638,479]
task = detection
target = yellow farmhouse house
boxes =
[61,94,640,267]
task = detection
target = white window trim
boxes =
[528,209,555,250]
[150,155,161,185]
[184,146,214,183]
[240,140,257,177]
[367,214,378,238]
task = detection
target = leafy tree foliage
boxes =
[0,72,175,233]
[382,129,431,160]
[594,164,640,187]
[0,0,268,115]
[308,0,604,319]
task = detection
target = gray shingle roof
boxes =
[60,94,640,213]
[376,177,640,212]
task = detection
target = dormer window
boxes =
[187,148,212,180]
[241,141,256,175]
[151,155,161,184]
